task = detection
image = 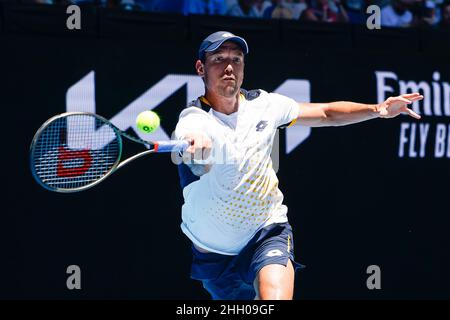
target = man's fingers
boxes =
[405,108,421,119]
[203,147,211,160]
[392,97,412,104]
[401,92,422,99]
[205,137,212,150]
[182,146,194,164]
[399,93,423,102]
[183,133,212,162]
[408,95,424,102]
[203,137,212,160]
[185,145,194,154]
[182,136,199,164]
[193,138,204,161]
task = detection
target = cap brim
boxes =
[204,37,249,55]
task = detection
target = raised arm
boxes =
[295,93,423,127]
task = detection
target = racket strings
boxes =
[32,114,120,191]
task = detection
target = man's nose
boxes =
[225,63,233,74]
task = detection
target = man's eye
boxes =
[214,56,223,62]
[233,57,242,63]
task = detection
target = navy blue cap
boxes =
[198,31,249,61]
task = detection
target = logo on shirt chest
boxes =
[256,120,268,132]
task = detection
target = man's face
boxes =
[200,41,245,98]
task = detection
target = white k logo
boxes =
[65,71,204,148]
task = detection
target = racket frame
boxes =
[29,112,157,193]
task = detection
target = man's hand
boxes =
[181,132,213,176]
[377,92,424,119]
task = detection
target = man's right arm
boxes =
[175,108,213,176]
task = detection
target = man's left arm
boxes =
[295,92,424,127]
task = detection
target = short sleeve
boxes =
[267,92,300,129]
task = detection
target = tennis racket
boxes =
[30,112,189,193]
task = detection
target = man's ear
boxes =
[195,60,204,77]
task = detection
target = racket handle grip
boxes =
[154,140,190,153]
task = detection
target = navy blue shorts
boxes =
[190,222,305,300]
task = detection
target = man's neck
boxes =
[204,90,240,115]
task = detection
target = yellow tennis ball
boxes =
[136,110,160,134]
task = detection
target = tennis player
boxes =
[174,31,423,300]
